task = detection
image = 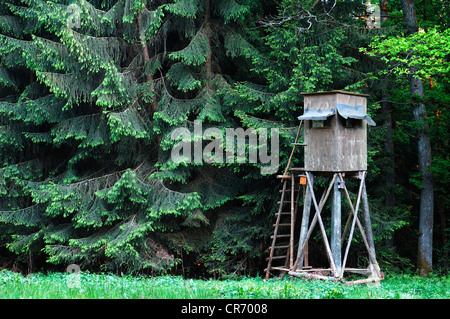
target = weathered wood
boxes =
[292,268,331,273]
[269,91,382,282]
[266,255,288,260]
[331,176,342,274]
[296,175,313,270]
[290,174,295,269]
[303,173,337,275]
[283,121,303,176]
[271,234,290,239]
[340,171,366,277]
[361,180,382,278]
[344,267,371,275]
[343,277,383,286]
[292,174,337,272]
[338,173,381,278]
[288,271,338,282]
[303,91,369,172]
[265,266,290,272]
[266,180,288,279]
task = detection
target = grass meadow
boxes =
[0,270,449,299]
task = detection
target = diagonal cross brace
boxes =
[293,173,338,276]
[340,171,366,277]
[338,173,382,278]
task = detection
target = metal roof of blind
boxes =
[336,104,376,126]
[297,104,376,126]
[297,109,335,121]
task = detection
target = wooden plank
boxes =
[331,176,342,274]
[303,93,337,172]
[296,174,313,270]
[293,268,331,273]
[271,234,290,239]
[303,91,369,172]
[307,172,338,276]
[344,268,371,275]
[288,271,338,282]
[361,179,382,278]
[343,277,382,286]
[290,175,295,269]
[283,121,303,176]
[266,180,288,279]
[340,171,366,278]
[275,213,292,217]
[338,173,381,278]
[292,173,338,273]
[265,266,290,272]
[266,255,288,261]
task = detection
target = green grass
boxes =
[0,270,449,299]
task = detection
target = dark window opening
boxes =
[310,116,332,129]
[338,116,362,128]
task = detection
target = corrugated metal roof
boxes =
[297,109,335,121]
[336,104,376,126]
[297,104,376,126]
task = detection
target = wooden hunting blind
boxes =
[299,91,375,172]
[265,91,383,285]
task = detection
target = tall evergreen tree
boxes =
[0,0,276,274]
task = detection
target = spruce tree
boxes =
[0,0,279,274]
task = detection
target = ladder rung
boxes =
[264,266,290,272]
[275,212,292,216]
[266,255,287,261]
[270,245,290,250]
[289,167,305,172]
[274,223,291,227]
[277,201,298,204]
[277,175,292,179]
[291,143,307,146]
[270,234,290,239]
[279,189,299,193]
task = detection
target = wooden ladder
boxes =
[265,121,305,279]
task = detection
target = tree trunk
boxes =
[137,11,158,113]
[379,0,396,247]
[400,0,434,276]
[382,98,396,247]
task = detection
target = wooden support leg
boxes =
[293,174,334,271]
[296,174,313,270]
[361,180,382,279]
[331,176,342,275]
[338,172,382,280]
[290,174,295,269]
[293,173,338,276]
[340,171,366,278]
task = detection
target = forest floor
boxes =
[0,270,449,299]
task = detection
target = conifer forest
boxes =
[0,0,449,279]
